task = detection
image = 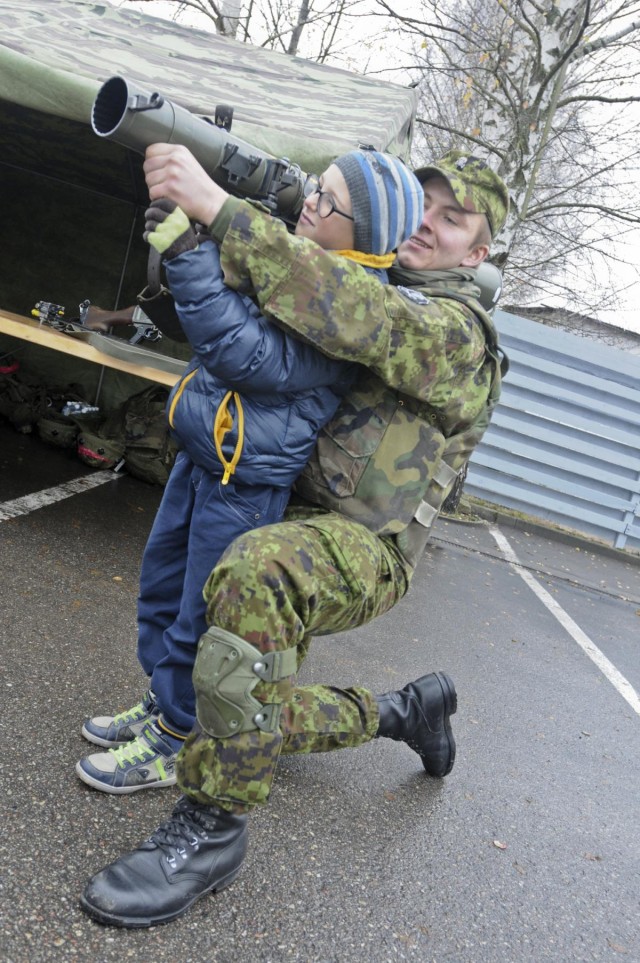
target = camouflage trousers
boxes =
[176,507,412,812]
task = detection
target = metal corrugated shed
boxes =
[467,310,640,552]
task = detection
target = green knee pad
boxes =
[193,626,298,739]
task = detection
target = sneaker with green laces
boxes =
[81,689,159,748]
[76,722,178,794]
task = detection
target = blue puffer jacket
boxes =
[165,241,360,488]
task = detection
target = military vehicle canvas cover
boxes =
[0,0,417,406]
[0,0,417,169]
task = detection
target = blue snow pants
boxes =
[136,449,290,733]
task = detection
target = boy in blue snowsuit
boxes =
[76,149,424,793]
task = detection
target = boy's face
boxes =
[295,164,355,251]
[396,176,489,272]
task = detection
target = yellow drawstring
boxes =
[171,370,244,483]
[168,367,198,429]
[214,390,245,484]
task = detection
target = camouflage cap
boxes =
[413,149,509,237]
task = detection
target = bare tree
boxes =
[122,0,361,58]
[370,0,640,316]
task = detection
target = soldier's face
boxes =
[295,165,355,251]
[396,176,489,271]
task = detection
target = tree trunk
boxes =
[287,0,311,55]
[219,0,242,38]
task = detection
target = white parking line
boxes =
[489,526,640,717]
[0,471,119,521]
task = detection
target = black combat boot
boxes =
[375,672,457,777]
[80,795,248,927]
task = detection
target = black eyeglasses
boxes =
[304,184,355,222]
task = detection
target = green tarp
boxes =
[0,0,417,173]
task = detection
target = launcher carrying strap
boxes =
[136,247,189,343]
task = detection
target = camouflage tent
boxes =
[0,0,417,405]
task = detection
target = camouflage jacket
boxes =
[211,198,505,567]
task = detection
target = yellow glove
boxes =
[144,199,197,259]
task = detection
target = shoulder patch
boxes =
[396,285,430,305]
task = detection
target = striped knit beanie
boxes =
[333,149,424,256]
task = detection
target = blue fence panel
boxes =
[465,310,640,552]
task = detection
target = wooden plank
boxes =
[0,310,182,388]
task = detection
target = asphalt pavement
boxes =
[1,422,639,963]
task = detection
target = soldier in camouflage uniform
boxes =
[81,147,510,928]
[76,149,424,796]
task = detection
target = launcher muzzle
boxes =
[91,76,311,224]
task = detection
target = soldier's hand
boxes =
[144,198,198,260]
[143,144,229,226]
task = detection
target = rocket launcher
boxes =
[91,75,313,225]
